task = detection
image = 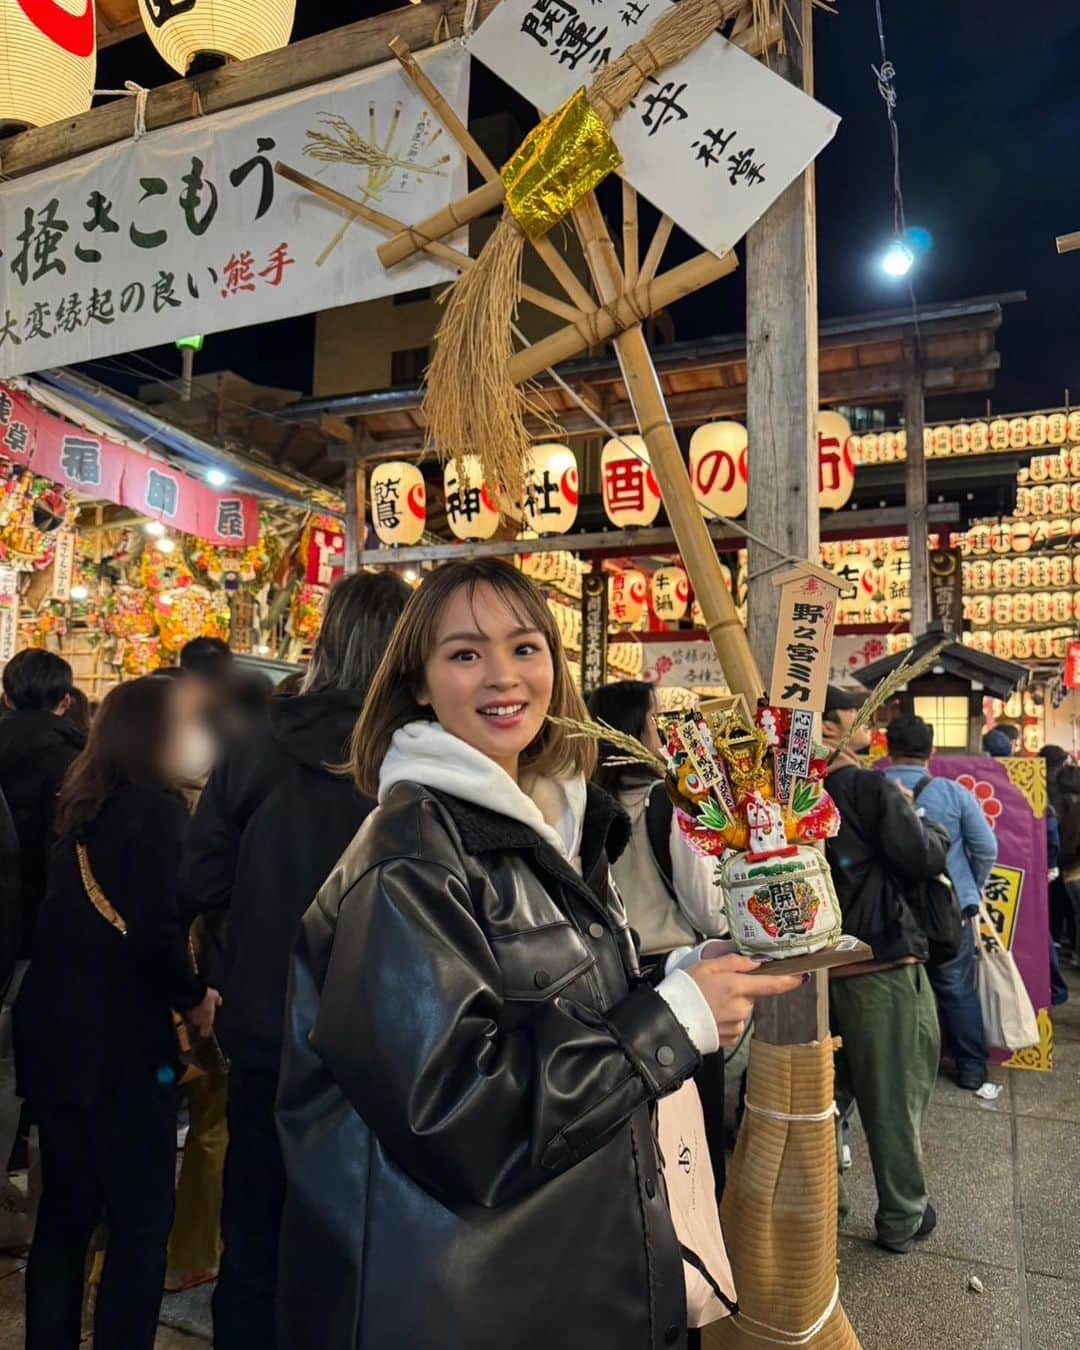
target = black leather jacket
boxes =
[277,781,701,1350]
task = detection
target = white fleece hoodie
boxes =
[378,722,718,1055]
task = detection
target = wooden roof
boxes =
[97,0,144,50]
[853,622,1028,700]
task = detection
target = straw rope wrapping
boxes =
[422,0,745,502]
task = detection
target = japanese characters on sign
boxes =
[369,461,426,547]
[0,45,469,380]
[0,383,259,546]
[601,435,661,528]
[786,708,815,780]
[304,522,346,587]
[0,567,17,664]
[580,570,609,696]
[640,639,727,690]
[50,528,77,600]
[650,565,689,622]
[928,547,964,634]
[816,411,855,511]
[469,0,839,258]
[522,443,578,536]
[443,456,500,542]
[690,421,748,521]
[1065,642,1080,692]
[769,567,843,713]
[609,568,646,627]
[0,0,96,131]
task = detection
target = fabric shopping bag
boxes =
[974,905,1040,1052]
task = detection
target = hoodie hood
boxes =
[0,709,84,769]
[269,688,366,773]
[379,720,586,865]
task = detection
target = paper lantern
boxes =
[1011,522,1032,556]
[990,559,1014,590]
[1013,557,1032,588]
[989,419,1010,451]
[968,524,991,556]
[602,436,661,527]
[1047,413,1067,446]
[0,0,96,129]
[1048,518,1071,547]
[950,424,971,455]
[650,565,690,623]
[522,443,578,536]
[991,594,1014,626]
[137,0,295,74]
[689,423,748,521]
[1033,632,1054,661]
[1008,417,1029,449]
[1032,593,1052,625]
[1013,594,1033,625]
[969,421,990,454]
[1069,411,1080,443]
[1012,632,1033,660]
[443,457,500,541]
[1027,414,1048,447]
[860,432,880,464]
[896,429,908,458]
[1053,592,1073,623]
[967,629,992,654]
[1051,484,1071,516]
[989,523,1011,555]
[1029,486,1050,517]
[1048,454,1069,482]
[880,430,901,461]
[609,569,646,627]
[992,631,1016,660]
[817,412,855,510]
[369,462,425,547]
[932,425,952,457]
[968,596,991,626]
[1029,457,1049,483]
[691,596,704,627]
[968,559,992,592]
[1015,487,1031,517]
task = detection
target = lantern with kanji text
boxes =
[1069,411,1080,443]
[931,425,952,457]
[370,462,426,547]
[0,0,96,129]
[601,436,661,528]
[443,457,500,541]
[969,421,990,453]
[609,569,646,628]
[1013,593,1033,625]
[1053,592,1072,623]
[860,432,880,464]
[137,0,295,75]
[1013,632,1034,660]
[1009,417,1029,449]
[1028,413,1048,447]
[990,558,1014,590]
[950,424,971,455]
[1032,592,1052,625]
[1050,555,1073,588]
[989,419,1010,451]
[689,422,748,521]
[817,412,855,509]
[522,443,578,536]
[650,565,690,623]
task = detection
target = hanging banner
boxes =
[640,638,727,690]
[0,567,17,664]
[50,527,77,599]
[929,547,964,633]
[468,0,839,259]
[0,383,258,545]
[580,570,608,696]
[0,45,469,379]
[769,565,843,712]
[1064,641,1080,691]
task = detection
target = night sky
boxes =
[93,0,1080,417]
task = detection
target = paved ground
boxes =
[0,970,1073,1347]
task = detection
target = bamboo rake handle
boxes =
[1056,231,1080,254]
[377,178,505,269]
[275,163,581,323]
[622,182,639,289]
[571,194,764,703]
[640,215,674,286]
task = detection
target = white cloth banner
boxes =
[0,568,17,664]
[640,639,728,690]
[469,0,839,258]
[0,45,470,379]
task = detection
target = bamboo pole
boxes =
[571,194,763,703]
[387,36,595,314]
[508,249,737,384]
[622,182,639,290]
[639,215,675,286]
[377,177,505,269]
[275,162,582,323]
[1057,230,1080,254]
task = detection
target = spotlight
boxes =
[145,520,166,537]
[206,468,229,487]
[156,537,176,554]
[881,239,915,278]
[70,584,89,601]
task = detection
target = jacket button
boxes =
[645,1177,656,1199]
[664,1326,680,1346]
[656,1044,676,1067]
[534,970,551,990]
[588,922,605,940]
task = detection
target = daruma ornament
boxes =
[443,457,499,541]
[689,422,748,520]
[609,569,646,627]
[650,566,690,623]
[817,412,855,509]
[0,0,96,129]
[369,462,425,547]
[137,0,295,75]
[523,443,578,536]
[602,436,661,527]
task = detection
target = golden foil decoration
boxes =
[501,87,623,240]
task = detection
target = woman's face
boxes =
[161,677,218,786]
[419,582,554,780]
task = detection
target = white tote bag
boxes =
[656,1078,737,1329]
[974,905,1040,1052]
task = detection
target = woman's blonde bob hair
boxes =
[351,558,596,797]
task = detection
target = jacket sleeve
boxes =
[875,776,949,882]
[310,854,700,1209]
[179,754,243,923]
[669,812,728,936]
[958,785,998,898]
[120,795,205,1012]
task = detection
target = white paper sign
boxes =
[469,0,839,257]
[50,529,76,601]
[641,639,728,689]
[0,568,18,665]
[0,45,470,379]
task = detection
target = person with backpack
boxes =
[822,687,950,1255]
[882,714,997,1090]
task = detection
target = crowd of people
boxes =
[0,556,1068,1348]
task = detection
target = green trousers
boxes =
[830,962,940,1245]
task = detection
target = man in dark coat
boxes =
[0,649,83,1226]
[180,571,410,1350]
[822,686,950,1255]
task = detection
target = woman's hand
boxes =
[186,987,223,1041]
[688,955,804,1046]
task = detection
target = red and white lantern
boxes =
[444,457,500,541]
[523,443,578,536]
[370,462,426,547]
[817,411,855,510]
[650,565,690,623]
[0,0,96,128]
[609,569,647,627]
[602,436,661,528]
[689,422,748,521]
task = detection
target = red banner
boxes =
[0,384,259,547]
[1066,641,1080,691]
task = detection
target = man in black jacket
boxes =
[180,571,410,1349]
[822,686,949,1255]
[0,650,83,1233]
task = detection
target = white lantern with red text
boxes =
[817,412,855,509]
[1047,413,1068,445]
[650,566,690,623]
[1013,593,1033,625]
[609,569,646,628]
[443,457,500,541]
[522,443,578,536]
[689,422,748,520]
[137,0,295,75]
[969,421,990,453]
[602,436,661,527]
[369,462,425,547]
[0,0,96,129]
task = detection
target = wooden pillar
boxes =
[343,453,359,575]
[905,356,930,636]
[745,0,818,684]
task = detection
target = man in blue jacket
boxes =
[883,714,998,1089]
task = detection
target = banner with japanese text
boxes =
[640,637,727,691]
[0,45,469,379]
[0,383,259,547]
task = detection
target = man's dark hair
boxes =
[302,571,412,696]
[179,636,233,680]
[2,649,73,712]
[886,713,934,760]
[587,680,657,793]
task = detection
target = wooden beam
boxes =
[905,355,930,635]
[97,19,145,49]
[1056,231,1080,255]
[0,0,500,181]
